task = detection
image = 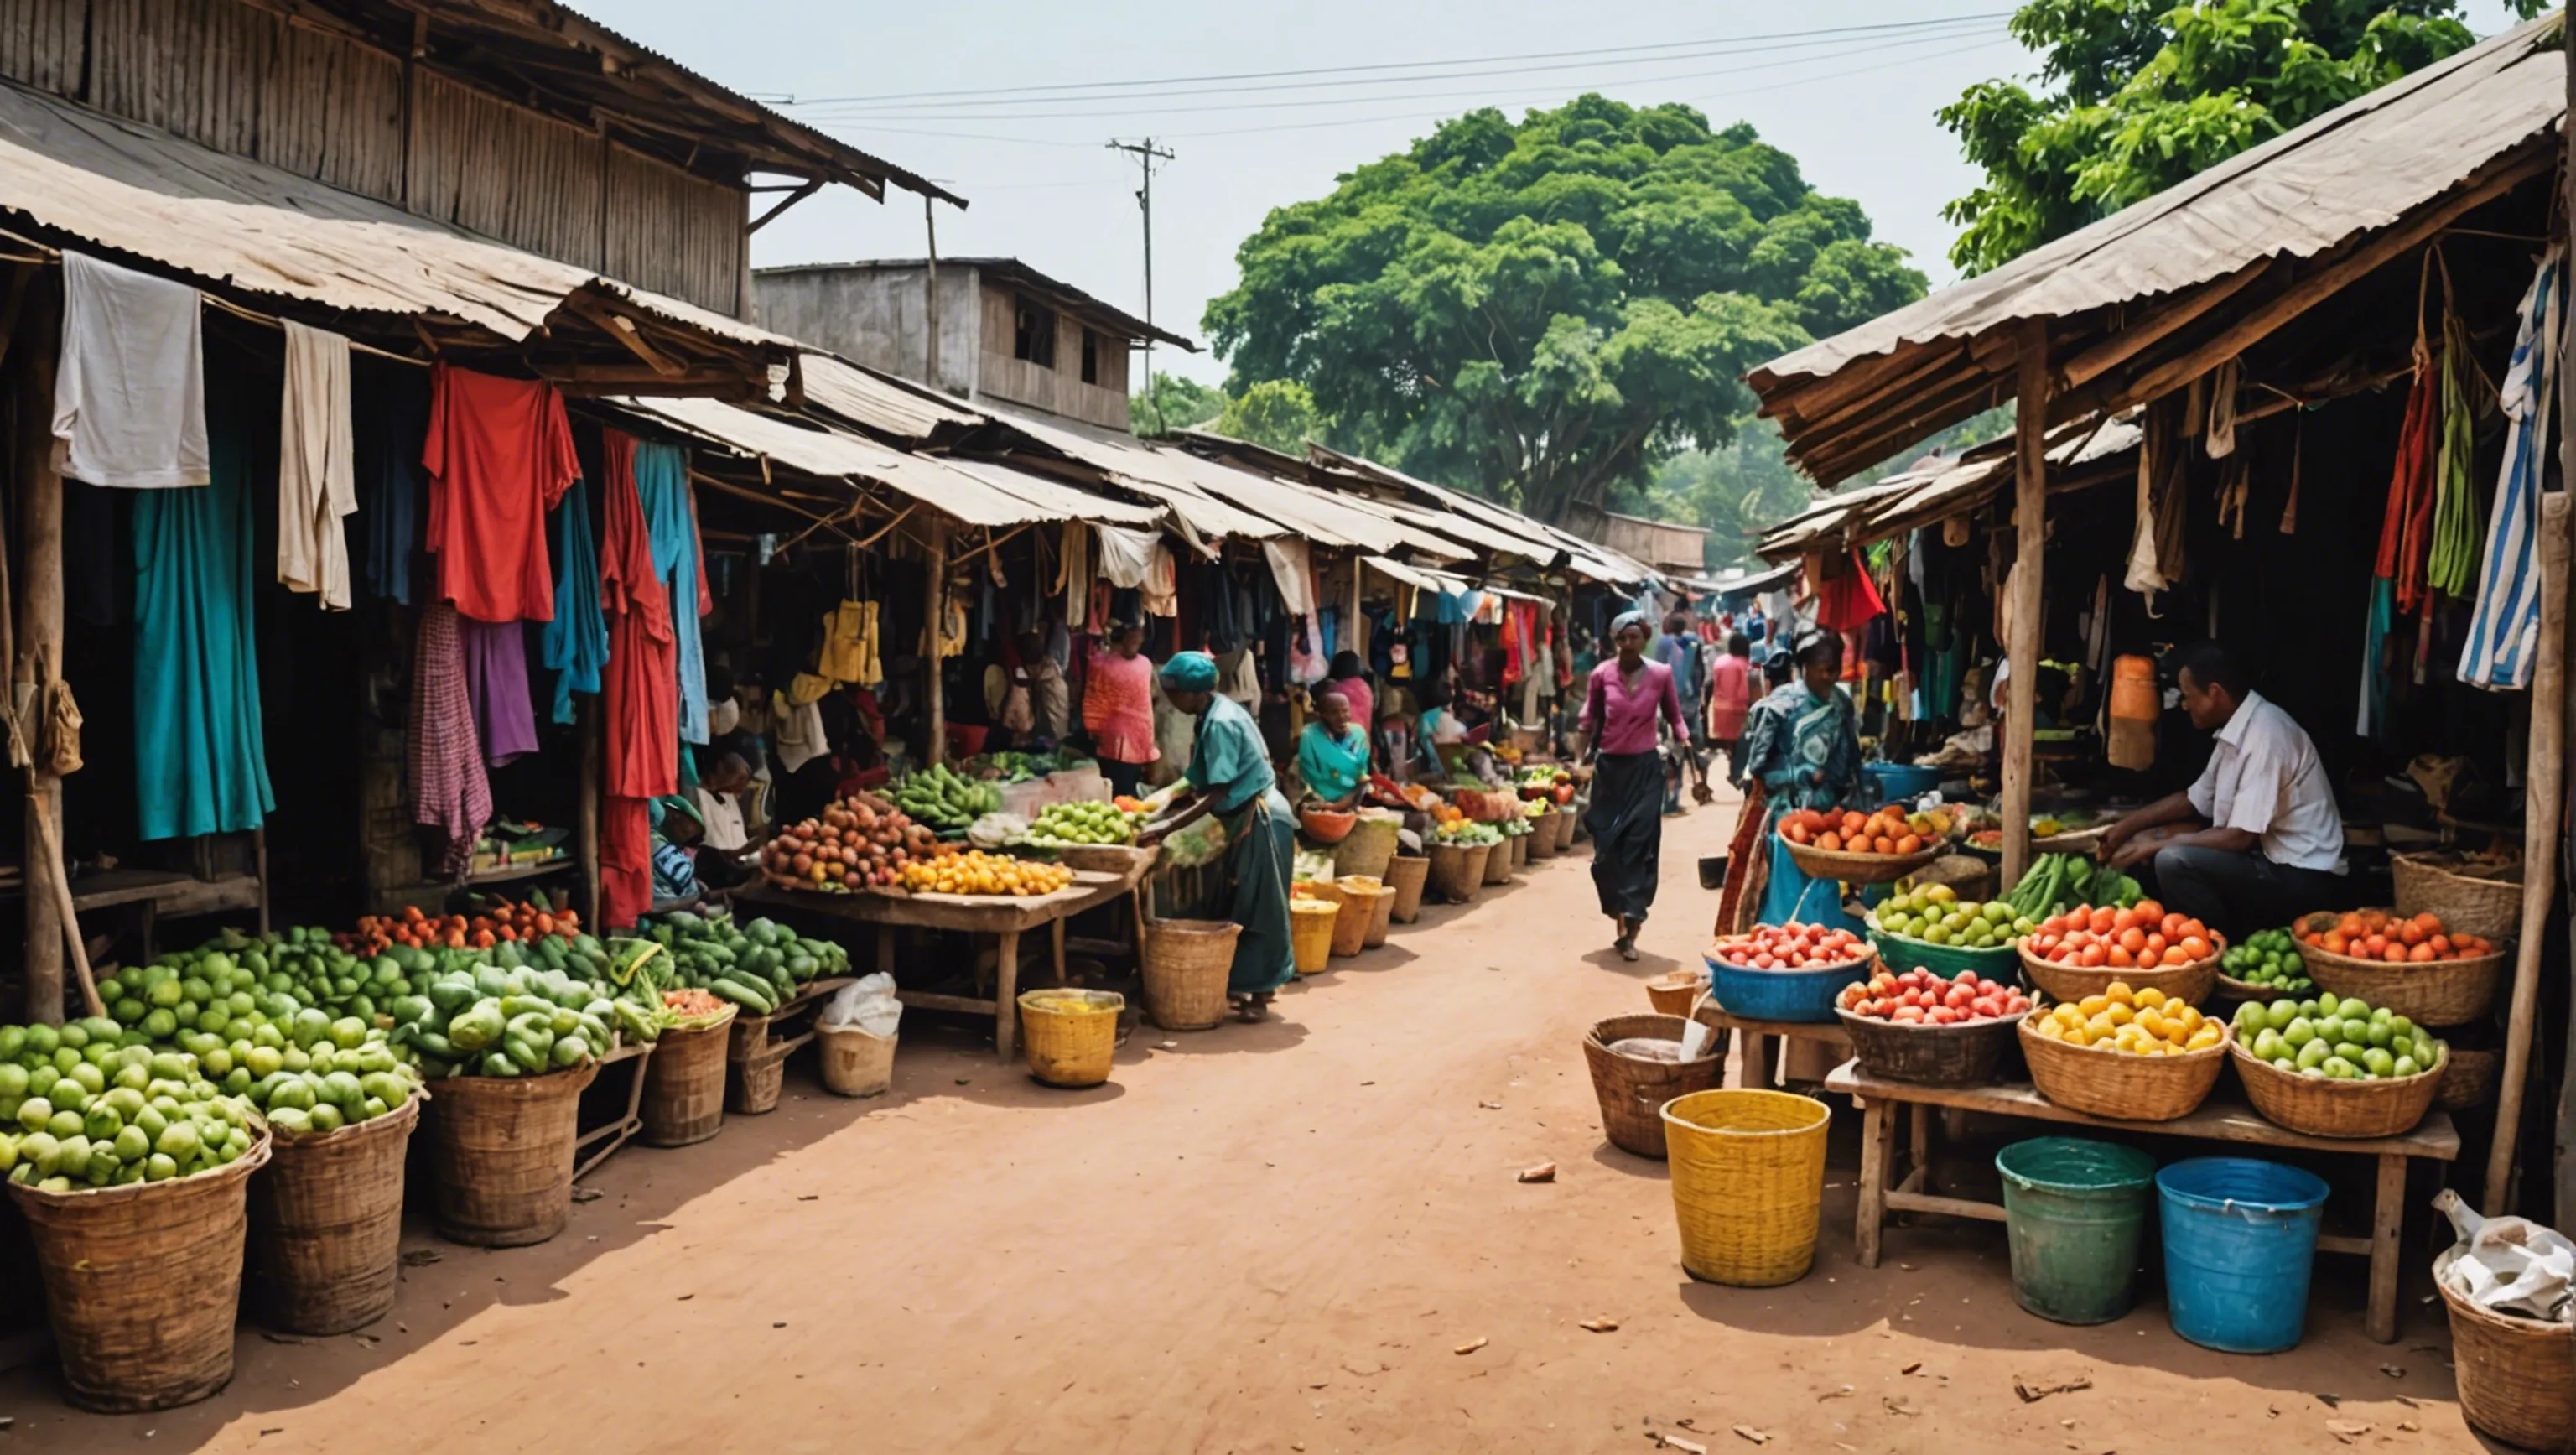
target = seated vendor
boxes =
[2101,642,2345,939]
[648,795,704,906]
[1294,689,1370,808]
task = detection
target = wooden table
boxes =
[1690,1006,1852,1090]
[735,860,1150,1062]
[1823,1062,2459,1343]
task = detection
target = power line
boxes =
[776,13,2011,110]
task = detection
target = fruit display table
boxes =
[735,859,1151,1062]
[1822,1060,2459,1343]
[1689,1006,1852,1091]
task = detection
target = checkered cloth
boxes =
[410,600,493,876]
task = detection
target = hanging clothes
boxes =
[1263,539,1317,616]
[1094,525,1158,588]
[461,616,539,767]
[355,360,424,605]
[423,362,579,623]
[132,384,273,840]
[276,320,357,609]
[54,251,210,490]
[2124,394,2187,604]
[633,441,709,745]
[1057,520,1091,630]
[2459,246,2563,691]
[600,430,677,928]
[818,600,880,684]
[2375,335,2441,613]
[408,602,490,875]
[1815,549,1888,631]
[1140,540,1178,619]
[541,475,606,725]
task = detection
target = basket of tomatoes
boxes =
[2292,909,2506,1027]
[2017,901,2225,1008]
[1704,922,1875,1023]
[1834,965,2031,1085]
[1775,806,1940,885]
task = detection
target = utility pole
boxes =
[1107,137,1173,428]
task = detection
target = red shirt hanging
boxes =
[423,363,580,623]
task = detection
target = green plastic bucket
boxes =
[1997,1137,2158,1325]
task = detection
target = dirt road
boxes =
[0,794,2487,1452]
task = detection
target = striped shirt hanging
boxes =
[2458,246,2563,691]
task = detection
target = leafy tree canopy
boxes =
[1204,95,1925,523]
[1130,372,1225,438]
[1213,379,1325,456]
[1941,0,2545,274]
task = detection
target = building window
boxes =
[1080,328,1102,385]
[1014,296,1057,369]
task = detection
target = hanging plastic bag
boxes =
[2433,1188,2576,1322]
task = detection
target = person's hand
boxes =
[2106,836,2157,871]
[2099,819,2131,858]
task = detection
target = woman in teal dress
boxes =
[1737,631,1866,927]
[1158,652,1298,1021]
[1293,689,1369,807]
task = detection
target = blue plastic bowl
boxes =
[1706,954,1873,1023]
[1864,762,1943,804]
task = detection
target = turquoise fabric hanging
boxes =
[132,376,275,840]
[542,475,606,725]
[632,441,707,746]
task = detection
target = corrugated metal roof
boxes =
[981,408,1287,542]
[1362,556,1469,594]
[797,351,984,445]
[1756,418,2144,559]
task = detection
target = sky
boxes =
[589,1,2530,389]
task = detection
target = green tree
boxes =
[1213,379,1325,455]
[1940,0,2544,275]
[1205,96,1925,523]
[1130,372,1224,437]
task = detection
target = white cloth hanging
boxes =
[1140,540,1178,618]
[1263,538,1317,616]
[1094,525,1159,589]
[1057,521,1089,629]
[2205,358,2241,459]
[774,694,829,774]
[277,320,357,609]
[53,251,209,489]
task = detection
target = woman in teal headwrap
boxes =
[1157,650,1298,1020]
[1292,688,1369,807]
[1737,631,1866,928]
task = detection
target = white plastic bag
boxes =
[2434,1188,2576,1322]
[819,971,902,1038]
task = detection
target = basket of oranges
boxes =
[2292,909,2506,1027]
[2020,984,2232,1120]
[2018,901,2224,1008]
[1775,806,1940,885]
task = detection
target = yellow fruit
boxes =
[2105,982,2135,1006]
[2077,994,2109,1018]
[2134,986,2168,1011]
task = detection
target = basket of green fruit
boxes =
[2227,992,2447,1139]
[2215,928,2312,1003]
[1867,884,2035,978]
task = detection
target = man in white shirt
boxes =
[2101,642,2345,939]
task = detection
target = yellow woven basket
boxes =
[1018,989,1123,1088]
[1660,1089,1832,1286]
[1289,897,1341,974]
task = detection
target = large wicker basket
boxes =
[1140,918,1239,1030]
[1784,839,1938,886]
[1836,1009,2016,1087]
[249,1095,421,1335]
[2295,934,2506,1028]
[1581,1014,1724,1159]
[2018,1012,2231,1121]
[2392,851,2525,943]
[2436,1254,2576,1451]
[2438,1047,2503,1111]
[2229,1043,2444,1139]
[2018,943,2221,1009]
[1426,842,1487,903]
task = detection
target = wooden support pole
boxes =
[2503,491,2571,1217]
[13,275,62,1024]
[926,517,948,766]
[1999,321,2049,892]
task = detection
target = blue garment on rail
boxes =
[354,360,423,605]
[541,475,606,725]
[132,371,275,840]
[2459,245,2563,691]
[633,440,708,745]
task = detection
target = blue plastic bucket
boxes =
[2155,1157,2330,1353]
[1862,762,1941,804]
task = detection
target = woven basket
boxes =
[2297,938,2506,1027]
[2393,851,2525,943]
[2018,943,2221,1009]
[1646,971,1708,1019]
[2018,1012,2231,1121]
[1582,1014,1724,1158]
[1384,854,1431,922]
[426,1063,599,1247]
[641,1011,736,1146]
[1528,810,1561,859]
[1332,814,1402,880]
[1836,1010,2016,1087]
[1427,842,1487,903]
[1784,839,1939,886]
[1140,918,1239,1030]
[1661,1089,1832,1286]
[12,1135,270,1411]
[249,1095,421,1335]
[2438,1047,2503,1111]
[1483,836,1515,884]
[2436,1253,2576,1451]
[1020,989,1123,1088]
[815,1025,897,1098]
[1338,876,1398,948]
[728,1038,793,1115]
[2230,1043,2444,1139]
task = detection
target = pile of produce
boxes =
[2003,853,2142,919]
[2027,983,2225,1055]
[1023,799,1140,848]
[94,930,487,1083]
[1870,885,2038,949]
[392,962,644,1078]
[632,909,849,1014]
[1366,774,1445,813]
[893,763,1003,832]
[2231,992,2444,1080]
[1433,818,1503,848]
[1498,813,1532,838]
[761,795,948,892]
[2221,928,2313,995]
[343,897,579,954]
[2024,902,2220,971]
[1516,766,1575,804]
[1776,806,1933,855]
[1838,966,2031,1025]
[963,750,1062,783]
[1708,922,1870,971]
[900,850,1073,898]
[2297,908,2496,964]
[660,987,737,1028]
[240,1041,423,1137]
[967,812,1032,849]
[0,1025,261,1189]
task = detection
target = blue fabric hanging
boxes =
[2459,246,2563,691]
[542,475,606,725]
[132,376,275,840]
[633,441,707,745]
[354,361,423,605]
